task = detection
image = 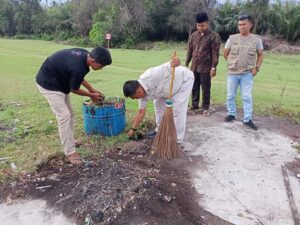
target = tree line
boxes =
[0,0,299,48]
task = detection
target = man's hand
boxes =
[90,92,103,102]
[82,80,105,98]
[251,68,258,77]
[89,87,105,98]
[170,57,181,67]
[210,68,216,78]
[90,89,105,99]
[127,129,136,138]
[129,108,146,138]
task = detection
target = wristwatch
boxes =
[211,67,216,70]
[130,128,137,132]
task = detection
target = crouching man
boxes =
[123,58,194,144]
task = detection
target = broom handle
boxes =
[169,51,176,99]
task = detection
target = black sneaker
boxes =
[147,130,157,138]
[244,120,258,130]
[224,115,235,122]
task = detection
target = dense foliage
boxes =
[0,0,299,47]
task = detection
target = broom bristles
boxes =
[152,106,180,160]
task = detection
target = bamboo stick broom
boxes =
[152,52,180,160]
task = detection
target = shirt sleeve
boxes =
[161,61,171,71]
[138,98,148,109]
[185,35,193,66]
[150,62,170,78]
[224,38,231,49]
[211,34,221,68]
[257,38,264,50]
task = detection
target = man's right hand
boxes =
[170,57,181,67]
[90,92,104,102]
[128,129,136,138]
[251,68,258,76]
[210,68,216,78]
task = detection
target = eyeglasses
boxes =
[238,14,251,21]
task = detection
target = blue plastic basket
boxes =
[82,100,126,136]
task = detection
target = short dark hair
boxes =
[238,14,252,22]
[196,12,208,23]
[123,80,139,97]
[90,46,112,66]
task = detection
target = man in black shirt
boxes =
[36,47,112,164]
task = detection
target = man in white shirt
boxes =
[123,58,194,143]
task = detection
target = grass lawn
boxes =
[0,39,299,180]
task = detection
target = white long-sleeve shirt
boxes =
[138,62,194,109]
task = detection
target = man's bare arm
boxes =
[256,49,264,68]
[224,48,231,61]
[185,37,193,67]
[128,108,146,137]
[81,80,93,92]
[132,108,146,129]
[71,88,100,99]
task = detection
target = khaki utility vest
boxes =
[227,34,260,74]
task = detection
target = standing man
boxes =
[123,57,194,144]
[36,47,112,164]
[186,12,221,116]
[224,14,264,130]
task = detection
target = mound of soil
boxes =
[262,35,300,54]
[0,139,230,225]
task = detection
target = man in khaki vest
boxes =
[224,14,263,130]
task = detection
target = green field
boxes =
[0,39,299,179]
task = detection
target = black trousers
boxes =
[192,72,211,109]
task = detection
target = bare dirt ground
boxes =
[0,106,299,225]
[0,135,230,225]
